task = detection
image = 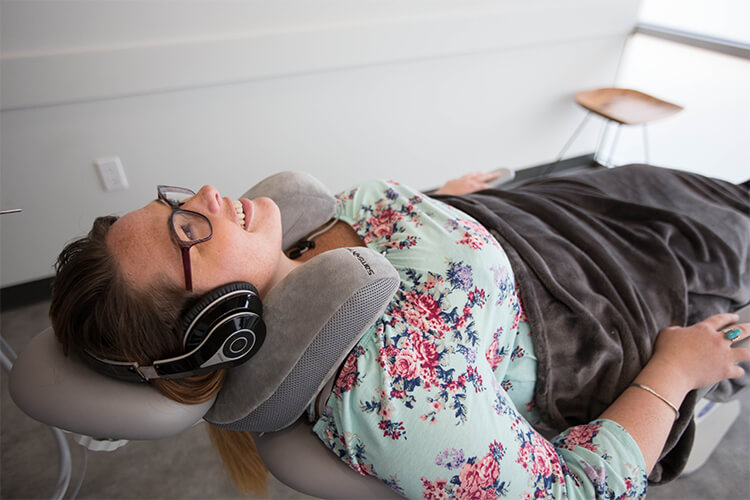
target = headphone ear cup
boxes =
[181,282,262,351]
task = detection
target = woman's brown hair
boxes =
[49,215,268,496]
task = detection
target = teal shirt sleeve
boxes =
[554,419,648,499]
[312,179,648,499]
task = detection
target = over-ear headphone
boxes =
[83,282,266,383]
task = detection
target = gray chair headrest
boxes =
[9,327,215,440]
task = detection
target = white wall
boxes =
[0,0,641,287]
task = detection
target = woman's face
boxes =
[107,185,284,296]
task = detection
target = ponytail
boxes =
[208,426,269,497]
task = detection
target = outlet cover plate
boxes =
[95,157,129,192]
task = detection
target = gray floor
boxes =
[2,300,749,500]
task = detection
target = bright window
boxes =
[639,0,749,45]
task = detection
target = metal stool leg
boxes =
[642,124,650,164]
[605,124,622,167]
[594,119,611,165]
[555,112,592,163]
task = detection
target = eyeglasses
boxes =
[157,185,213,291]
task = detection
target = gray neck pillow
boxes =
[206,246,398,432]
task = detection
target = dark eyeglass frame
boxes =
[157,185,213,292]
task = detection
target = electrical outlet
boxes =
[95,157,129,192]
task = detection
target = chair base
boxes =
[681,399,741,477]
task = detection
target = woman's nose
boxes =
[188,185,222,214]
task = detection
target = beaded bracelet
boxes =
[630,383,680,420]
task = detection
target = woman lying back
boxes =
[50,168,750,499]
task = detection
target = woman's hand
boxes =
[649,313,750,391]
[434,171,502,195]
[600,312,749,473]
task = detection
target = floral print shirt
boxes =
[311,180,648,499]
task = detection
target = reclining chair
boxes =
[7,170,747,498]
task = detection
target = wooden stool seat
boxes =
[574,88,683,125]
[557,87,683,166]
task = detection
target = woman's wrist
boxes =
[599,358,692,473]
[629,383,681,420]
[631,357,692,413]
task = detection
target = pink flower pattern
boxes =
[333,345,365,398]
[422,441,507,498]
[485,329,506,371]
[557,424,602,452]
[514,426,566,493]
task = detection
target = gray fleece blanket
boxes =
[435,164,750,482]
